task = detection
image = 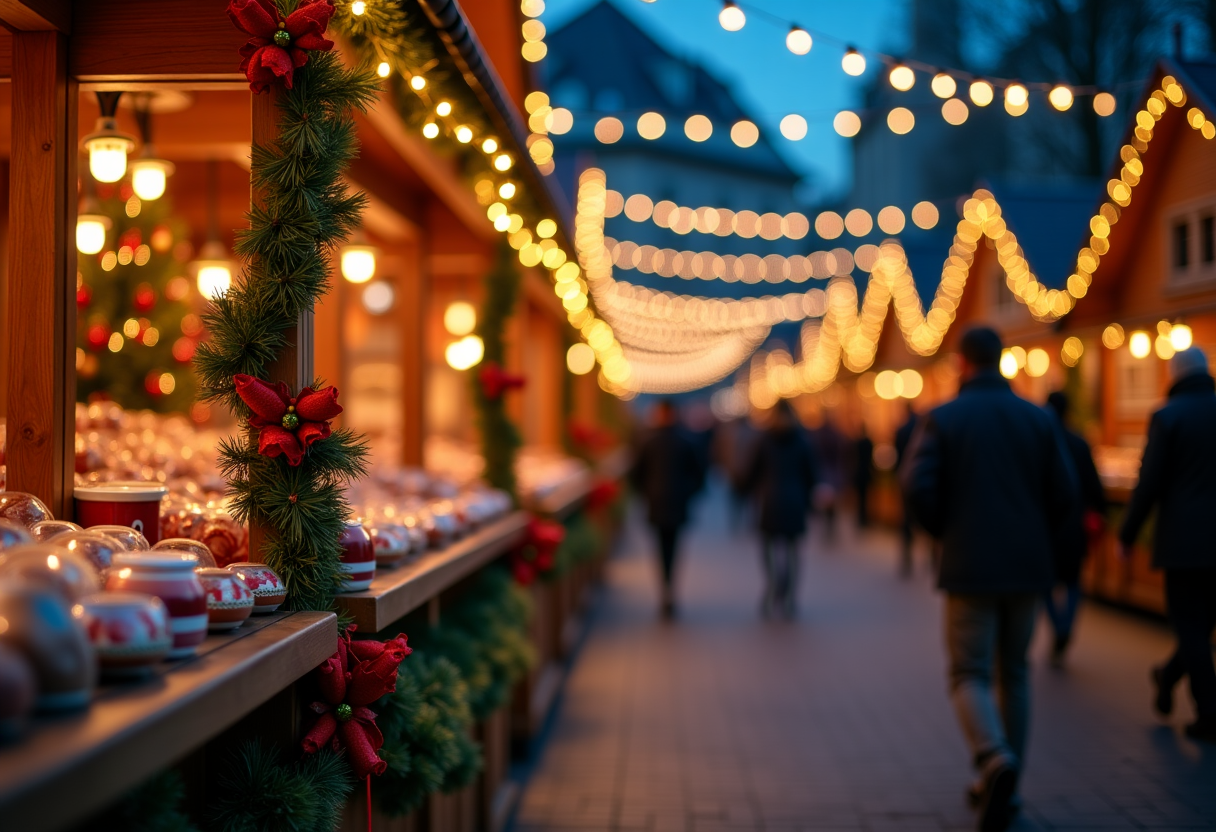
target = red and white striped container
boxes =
[106,552,207,658]
[338,520,375,592]
[74,483,168,545]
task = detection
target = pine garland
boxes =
[473,243,523,500]
[194,24,377,611]
[208,740,354,832]
[96,770,200,832]
[374,653,482,817]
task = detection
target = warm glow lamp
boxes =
[340,243,378,284]
[193,240,234,300]
[786,26,812,55]
[718,1,745,31]
[130,157,175,201]
[82,95,136,184]
[76,213,111,255]
[444,301,477,335]
[841,48,866,76]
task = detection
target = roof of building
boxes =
[544,0,800,180]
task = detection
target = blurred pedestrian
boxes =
[1119,347,1216,743]
[745,399,817,618]
[631,398,705,618]
[854,426,874,529]
[812,415,845,543]
[903,327,1077,832]
[894,405,920,577]
[1043,391,1107,667]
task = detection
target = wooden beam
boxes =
[0,0,68,32]
[5,31,75,516]
[71,0,244,82]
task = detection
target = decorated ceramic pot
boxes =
[401,514,428,554]
[0,581,96,711]
[338,519,375,592]
[153,538,217,568]
[0,492,52,530]
[54,531,123,575]
[71,592,171,675]
[107,553,206,659]
[0,642,36,740]
[195,568,254,631]
[369,523,410,568]
[29,520,83,543]
[88,525,152,552]
[74,483,167,545]
[226,563,287,613]
[0,520,33,551]
[0,545,101,603]
[429,500,461,541]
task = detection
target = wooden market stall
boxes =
[0,1,624,830]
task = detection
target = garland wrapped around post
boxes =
[196,0,376,611]
[473,243,524,500]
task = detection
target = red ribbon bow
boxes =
[234,373,343,466]
[479,362,526,400]
[302,626,411,780]
[227,0,336,93]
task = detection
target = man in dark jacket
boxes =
[1119,347,1216,743]
[745,399,818,618]
[1044,391,1107,666]
[903,327,1077,832]
[631,399,705,618]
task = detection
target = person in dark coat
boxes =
[903,327,1078,832]
[894,406,920,576]
[1043,391,1107,667]
[812,416,845,542]
[1119,347,1216,743]
[745,399,817,618]
[853,426,874,529]
[631,399,705,618]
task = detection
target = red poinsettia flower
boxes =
[227,0,336,93]
[234,373,343,466]
[528,517,566,554]
[479,362,526,400]
[303,626,411,780]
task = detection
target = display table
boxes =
[335,512,530,632]
[0,611,337,832]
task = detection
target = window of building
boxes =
[1203,216,1214,264]
[1173,221,1190,270]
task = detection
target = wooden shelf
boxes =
[335,512,530,632]
[523,448,631,520]
[0,610,337,832]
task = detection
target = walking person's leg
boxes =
[656,525,680,617]
[783,535,801,618]
[945,595,1019,830]
[995,594,1038,766]
[1166,570,1216,738]
[899,508,914,577]
[760,536,777,617]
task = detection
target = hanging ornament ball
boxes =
[281,412,300,430]
[335,703,353,722]
[273,29,291,47]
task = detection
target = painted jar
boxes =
[338,519,375,592]
[226,562,287,613]
[106,552,206,659]
[195,568,254,631]
[71,592,172,675]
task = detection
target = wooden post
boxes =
[247,88,314,561]
[5,31,76,517]
[399,239,425,467]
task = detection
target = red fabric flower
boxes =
[479,362,526,400]
[586,478,621,513]
[227,0,336,93]
[511,516,565,584]
[234,374,342,466]
[302,626,411,780]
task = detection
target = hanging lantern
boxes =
[129,97,175,200]
[81,92,136,183]
[76,214,111,255]
[190,160,233,299]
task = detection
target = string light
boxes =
[1129,330,1151,359]
[1049,85,1074,111]
[435,101,452,117]
[1005,83,1029,108]
[931,73,957,98]
[376,61,391,78]
[889,64,915,92]
[942,98,969,125]
[834,110,861,137]
[409,75,426,91]
[730,120,759,148]
[719,1,746,32]
[842,47,866,76]
[786,26,812,55]
[422,122,439,139]
[969,80,994,106]
[685,114,713,141]
[779,114,808,140]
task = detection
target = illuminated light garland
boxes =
[602,238,881,282]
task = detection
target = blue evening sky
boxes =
[543,0,911,199]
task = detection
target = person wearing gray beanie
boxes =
[1120,342,1216,743]
[1169,347,1210,384]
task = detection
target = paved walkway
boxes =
[512,483,1216,832]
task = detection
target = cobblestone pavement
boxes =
[511,485,1216,832]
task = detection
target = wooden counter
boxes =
[335,511,530,632]
[0,610,337,832]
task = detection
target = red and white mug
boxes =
[74,483,168,545]
[106,552,207,659]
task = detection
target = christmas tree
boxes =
[77,182,199,413]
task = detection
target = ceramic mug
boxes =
[74,482,167,545]
[106,553,206,659]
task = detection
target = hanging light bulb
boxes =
[1048,85,1074,111]
[969,80,994,106]
[129,96,174,201]
[81,92,136,183]
[786,26,812,55]
[889,64,915,91]
[718,1,745,31]
[1005,83,1029,107]
[76,213,111,255]
[190,160,234,300]
[841,47,866,76]
[341,241,378,283]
